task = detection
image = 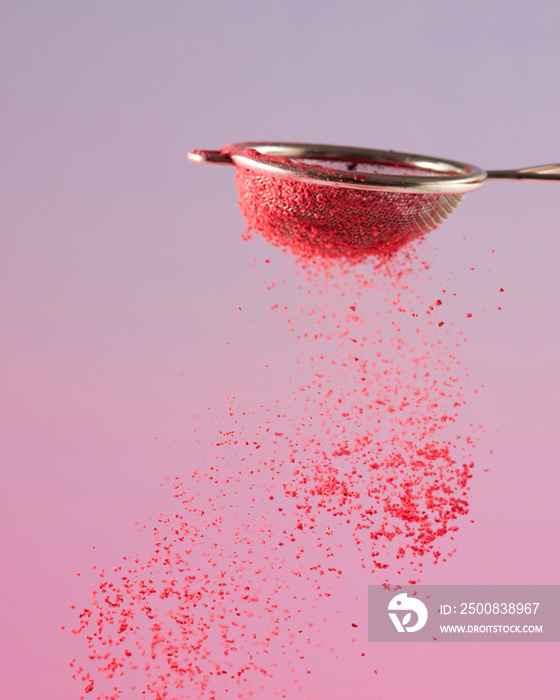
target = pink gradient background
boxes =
[1,1,559,698]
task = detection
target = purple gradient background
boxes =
[1,1,559,698]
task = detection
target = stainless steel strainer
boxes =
[188,142,560,259]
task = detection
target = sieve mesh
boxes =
[235,156,464,262]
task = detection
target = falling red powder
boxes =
[69,203,478,698]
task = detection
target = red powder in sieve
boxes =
[233,149,461,263]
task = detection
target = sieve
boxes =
[188,142,560,260]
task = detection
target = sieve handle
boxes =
[486,164,560,181]
[187,149,234,165]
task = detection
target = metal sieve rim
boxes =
[190,142,488,195]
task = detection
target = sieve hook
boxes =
[188,149,233,165]
[486,163,560,181]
